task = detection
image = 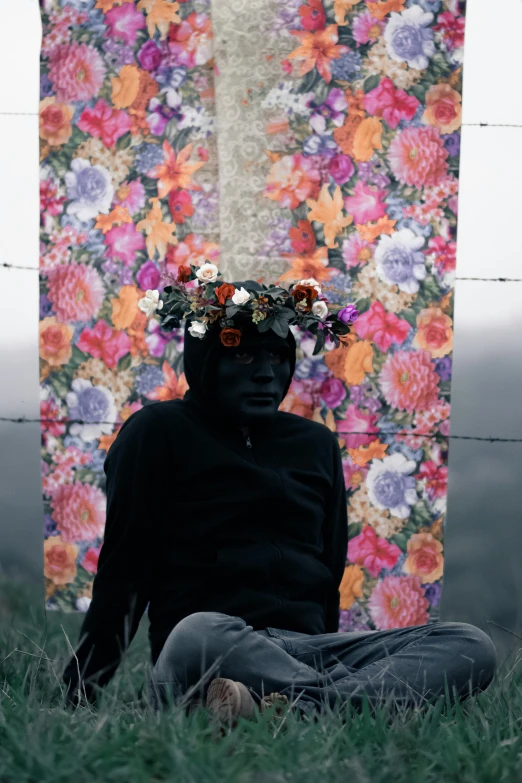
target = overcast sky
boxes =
[1,0,521,658]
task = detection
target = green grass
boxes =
[1,575,522,783]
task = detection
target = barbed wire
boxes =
[2,262,522,283]
[0,415,521,443]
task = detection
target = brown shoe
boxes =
[205,678,258,725]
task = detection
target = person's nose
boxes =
[252,355,275,384]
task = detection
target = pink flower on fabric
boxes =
[328,154,354,185]
[82,545,102,574]
[105,223,146,266]
[46,263,105,322]
[343,180,387,224]
[78,100,131,149]
[348,526,402,578]
[336,404,380,449]
[352,11,385,46]
[379,350,440,413]
[51,482,106,544]
[342,234,374,269]
[168,13,213,69]
[354,301,411,352]
[416,460,448,501]
[368,575,429,630]
[342,458,369,490]
[320,377,346,408]
[136,260,161,292]
[114,180,146,215]
[77,319,131,369]
[105,3,146,45]
[388,126,448,188]
[426,236,457,276]
[363,78,420,130]
[48,42,106,102]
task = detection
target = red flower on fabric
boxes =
[77,99,131,149]
[299,0,327,31]
[289,219,317,254]
[168,189,195,224]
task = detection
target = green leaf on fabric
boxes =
[411,501,433,529]
[48,373,70,401]
[71,345,89,365]
[117,354,133,372]
[390,532,408,552]
[420,275,442,301]
[410,84,427,104]
[400,309,418,328]
[363,74,380,93]
[354,297,372,314]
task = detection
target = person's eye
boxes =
[234,351,254,364]
[269,351,283,365]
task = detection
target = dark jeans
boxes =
[147,612,496,718]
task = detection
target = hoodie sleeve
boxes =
[321,432,348,634]
[62,404,165,707]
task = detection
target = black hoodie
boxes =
[62,282,348,705]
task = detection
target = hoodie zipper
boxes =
[245,435,252,449]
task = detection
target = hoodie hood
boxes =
[182,279,296,409]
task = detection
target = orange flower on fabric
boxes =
[365,0,406,21]
[353,117,383,162]
[95,0,133,11]
[422,83,462,134]
[413,307,453,358]
[39,98,73,146]
[348,440,389,467]
[220,328,243,347]
[148,361,189,401]
[334,0,361,25]
[44,536,78,586]
[306,185,353,248]
[339,565,365,610]
[39,317,73,367]
[215,283,236,304]
[403,533,444,583]
[111,64,141,109]
[136,198,177,260]
[111,285,142,330]
[356,215,396,242]
[288,25,348,83]
[95,206,133,234]
[150,141,204,199]
[278,247,333,284]
[325,340,374,386]
[137,0,181,39]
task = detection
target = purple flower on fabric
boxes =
[385,6,435,70]
[375,229,427,294]
[65,159,114,222]
[339,604,371,632]
[40,74,54,98]
[44,514,58,537]
[103,39,135,69]
[328,154,355,185]
[40,294,53,319]
[135,365,165,397]
[330,52,362,81]
[136,260,161,292]
[138,40,162,71]
[302,133,338,158]
[443,132,460,157]
[310,88,348,134]
[156,65,187,89]
[135,143,165,175]
[67,380,114,424]
[320,378,346,408]
[424,582,441,606]
[146,319,178,358]
[147,96,181,136]
[367,452,418,518]
[435,356,452,381]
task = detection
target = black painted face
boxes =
[213,337,292,424]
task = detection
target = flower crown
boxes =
[138,262,359,355]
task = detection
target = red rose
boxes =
[220,327,242,347]
[215,283,236,305]
[177,264,191,282]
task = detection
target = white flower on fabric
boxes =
[366,452,418,519]
[232,287,251,305]
[76,597,92,612]
[298,277,322,294]
[312,301,329,320]
[375,229,427,294]
[138,290,164,318]
[65,158,114,222]
[196,263,219,283]
[384,6,435,70]
[66,379,117,443]
[188,321,208,339]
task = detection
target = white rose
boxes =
[76,597,92,612]
[232,287,250,305]
[196,263,219,283]
[312,301,329,320]
[188,321,208,339]
[138,290,163,318]
[298,278,321,294]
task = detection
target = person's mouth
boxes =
[245,393,277,403]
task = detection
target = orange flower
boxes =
[306,185,353,248]
[98,432,119,453]
[136,0,181,39]
[136,198,178,260]
[44,536,78,586]
[339,565,364,610]
[333,88,366,157]
[95,206,133,234]
[39,317,73,367]
[150,141,204,199]
[279,390,314,419]
[334,0,360,25]
[325,340,374,386]
[422,83,462,134]
[215,283,236,305]
[127,309,149,358]
[95,0,133,11]
[39,98,73,146]
[348,439,389,466]
[356,216,396,243]
[111,64,141,109]
[111,285,142,330]
[266,119,290,135]
[403,533,444,583]
[278,247,333,284]
[264,154,320,210]
[312,407,337,433]
[220,328,242,347]
[365,0,406,21]
[288,25,348,83]
[413,307,453,358]
[148,362,189,401]
[353,117,383,162]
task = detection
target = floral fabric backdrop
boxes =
[40,0,466,632]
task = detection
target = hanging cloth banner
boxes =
[40,0,465,631]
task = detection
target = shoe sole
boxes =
[205,678,257,723]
